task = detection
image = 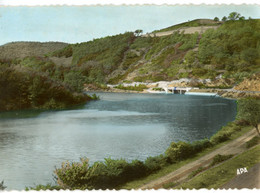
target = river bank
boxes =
[84,82,260,99]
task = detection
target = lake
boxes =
[0,92,236,190]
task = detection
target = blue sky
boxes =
[0,5,259,45]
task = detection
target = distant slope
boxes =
[0,19,259,91]
[154,19,222,33]
[0,41,68,60]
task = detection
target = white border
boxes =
[0,0,259,6]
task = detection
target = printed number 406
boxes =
[237,167,248,175]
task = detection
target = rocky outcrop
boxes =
[234,74,260,91]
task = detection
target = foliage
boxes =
[179,32,199,50]
[90,94,100,100]
[54,157,149,190]
[165,141,193,162]
[42,116,253,190]
[145,154,168,172]
[63,70,86,92]
[175,145,260,189]
[184,50,196,65]
[188,166,205,179]
[228,12,241,21]
[191,139,212,153]
[237,98,260,135]
[25,184,61,191]
[245,136,260,148]
[222,16,227,22]
[69,32,135,83]
[134,29,143,36]
[209,154,233,167]
[51,45,73,58]
[214,17,219,22]
[115,84,148,91]
[0,180,6,190]
[209,122,242,145]
[0,66,91,111]
[198,19,260,69]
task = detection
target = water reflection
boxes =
[0,93,236,190]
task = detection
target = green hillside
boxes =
[0,17,259,111]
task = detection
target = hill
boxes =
[153,19,222,33]
[0,18,259,109]
[0,41,68,60]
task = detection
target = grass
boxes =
[209,154,234,167]
[120,125,253,189]
[188,166,206,179]
[246,136,260,148]
[174,144,260,189]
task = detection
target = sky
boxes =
[0,4,259,45]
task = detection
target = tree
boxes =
[222,16,227,22]
[134,29,143,36]
[214,17,219,21]
[237,99,260,135]
[228,12,241,21]
[239,16,245,21]
[241,48,258,64]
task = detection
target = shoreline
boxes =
[85,87,260,99]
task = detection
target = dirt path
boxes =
[140,128,258,189]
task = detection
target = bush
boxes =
[245,136,260,148]
[54,157,149,190]
[165,141,193,163]
[115,84,148,91]
[191,139,212,153]
[209,122,242,145]
[234,119,250,126]
[210,132,231,145]
[209,154,233,167]
[145,154,167,172]
[55,158,90,189]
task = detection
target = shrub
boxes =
[54,157,149,190]
[191,139,212,153]
[210,132,231,145]
[209,154,233,167]
[54,157,90,189]
[128,159,148,178]
[245,136,260,148]
[234,119,250,126]
[165,141,193,163]
[145,154,167,172]
[115,84,148,91]
[90,94,100,100]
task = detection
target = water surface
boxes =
[0,92,236,190]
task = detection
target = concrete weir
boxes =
[163,87,192,94]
